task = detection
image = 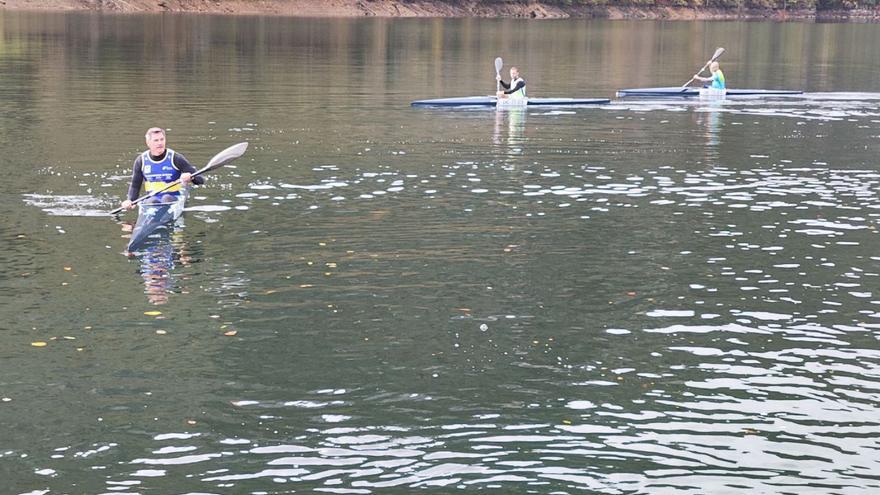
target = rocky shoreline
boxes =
[3,0,880,21]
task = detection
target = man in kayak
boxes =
[693,61,725,90]
[120,127,204,210]
[496,66,526,100]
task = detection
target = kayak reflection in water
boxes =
[496,66,527,101]
[493,105,526,149]
[120,127,204,210]
[692,61,726,90]
[136,228,192,305]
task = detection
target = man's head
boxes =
[510,67,520,79]
[709,61,720,73]
[145,127,166,156]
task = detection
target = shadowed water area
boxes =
[3,12,880,494]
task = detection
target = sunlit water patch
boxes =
[22,193,114,217]
[7,13,880,495]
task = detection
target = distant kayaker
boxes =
[693,61,726,90]
[120,127,204,210]
[496,67,527,100]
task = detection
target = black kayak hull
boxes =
[616,87,803,97]
[127,191,187,252]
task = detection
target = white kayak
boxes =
[411,96,611,107]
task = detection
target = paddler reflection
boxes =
[122,221,193,305]
[493,106,527,150]
[694,99,723,164]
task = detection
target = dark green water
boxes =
[2,12,880,494]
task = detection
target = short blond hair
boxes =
[145,127,165,141]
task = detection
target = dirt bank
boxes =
[3,0,880,21]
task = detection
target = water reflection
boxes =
[124,223,194,305]
[7,12,880,495]
[694,99,723,163]
[493,107,527,153]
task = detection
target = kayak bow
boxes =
[127,188,188,252]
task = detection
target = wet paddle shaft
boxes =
[682,47,725,89]
[110,142,249,216]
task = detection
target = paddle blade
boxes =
[494,57,503,75]
[200,141,249,174]
[711,47,725,62]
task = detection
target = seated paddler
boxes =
[693,61,726,90]
[496,66,527,100]
[120,127,204,210]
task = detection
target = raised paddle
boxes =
[495,57,503,93]
[681,47,725,90]
[110,141,249,216]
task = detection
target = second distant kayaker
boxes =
[496,67,527,100]
[693,61,726,90]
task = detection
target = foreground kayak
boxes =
[127,189,188,252]
[411,96,611,107]
[616,87,803,98]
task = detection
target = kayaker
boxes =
[693,61,726,90]
[120,127,204,210]
[496,67,527,100]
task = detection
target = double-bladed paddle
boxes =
[495,57,503,93]
[110,141,249,216]
[681,47,725,90]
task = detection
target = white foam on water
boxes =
[566,400,596,410]
[219,438,251,445]
[646,310,695,318]
[202,468,309,482]
[131,453,221,465]
[281,181,349,190]
[186,205,231,212]
[22,193,112,217]
[152,446,197,455]
[131,469,166,477]
[606,329,631,335]
[153,433,201,441]
[737,311,791,321]
[250,445,313,454]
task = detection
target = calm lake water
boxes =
[3,11,880,494]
